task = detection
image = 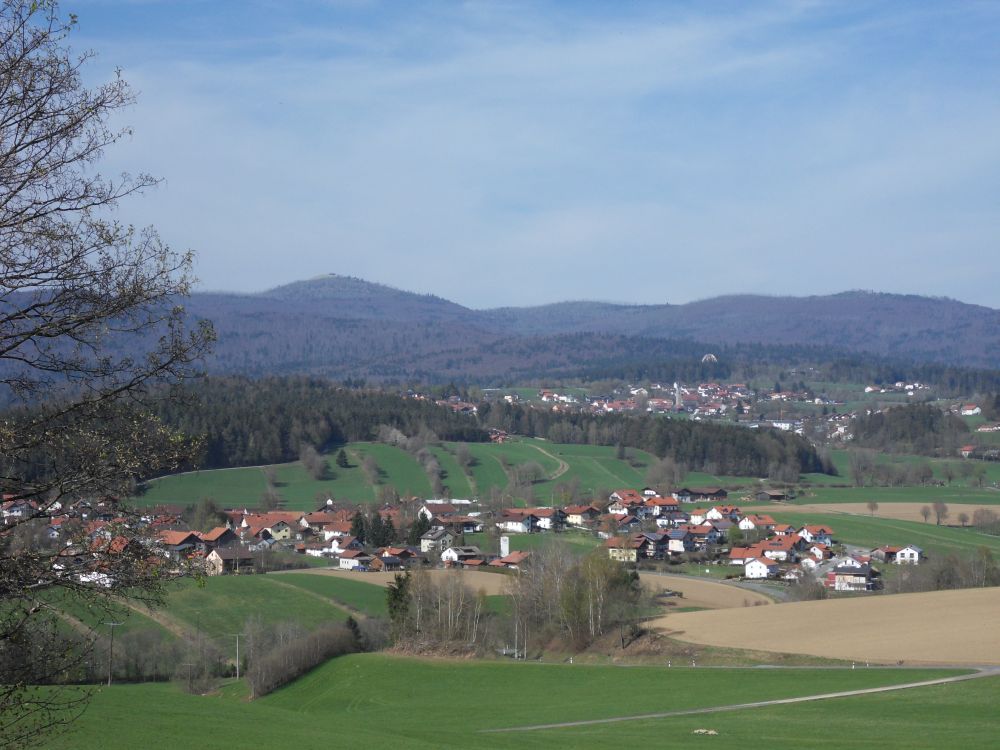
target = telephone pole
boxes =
[229,633,245,679]
[103,621,123,687]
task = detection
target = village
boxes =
[3,481,927,597]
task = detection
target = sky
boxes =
[72,0,1000,309]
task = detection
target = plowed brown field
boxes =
[639,573,772,610]
[653,587,1000,665]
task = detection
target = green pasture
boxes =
[795,485,1000,506]
[43,590,177,643]
[351,443,434,498]
[769,511,1000,558]
[428,445,475,498]
[159,575,348,640]
[47,654,981,749]
[272,573,388,618]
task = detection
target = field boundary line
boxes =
[263,576,361,617]
[481,668,996,733]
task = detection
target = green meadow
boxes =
[154,575,350,639]
[45,655,985,749]
[135,438,1000,514]
[768,511,1000,558]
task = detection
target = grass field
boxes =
[767,510,1000,558]
[661,587,1000,666]
[135,438,1000,516]
[44,654,985,749]
[158,575,349,639]
[272,572,388,617]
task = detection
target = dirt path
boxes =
[263,576,362,617]
[483,668,998,733]
[47,606,97,638]
[528,444,570,481]
[122,600,194,641]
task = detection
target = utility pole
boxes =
[229,633,245,679]
[103,621,123,687]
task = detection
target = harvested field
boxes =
[290,567,512,595]
[744,502,997,524]
[654,587,1000,665]
[639,572,772,610]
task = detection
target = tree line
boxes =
[150,377,488,471]
[851,403,969,456]
[478,402,829,477]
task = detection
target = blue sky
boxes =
[73,1,1000,308]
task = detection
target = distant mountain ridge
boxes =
[180,275,1000,379]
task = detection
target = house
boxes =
[754,490,787,502]
[609,489,644,505]
[565,504,601,527]
[441,546,484,564]
[960,444,977,459]
[667,528,696,555]
[655,509,690,529]
[205,547,256,575]
[745,557,779,579]
[687,508,710,525]
[895,545,924,565]
[738,514,776,533]
[826,563,880,591]
[199,526,240,549]
[157,530,204,558]
[644,496,680,516]
[870,545,901,563]
[687,487,729,502]
[757,535,799,562]
[326,535,364,556]
[728,546,757,565]
[420,528,454,553]
[960,404,982,416]
[489,550,531,570]
[605,535,648,563]
[339,550,374,570]
[772,523,798,537]
[418,503,460,522]
[526,507,566,531]
[437,515,484,534]
[496,510,539,534]
[369,555,403,572]
[797,525,834,546]
[705,505,741,521]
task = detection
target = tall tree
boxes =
[0,2,212,745]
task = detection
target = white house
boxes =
[960,404,982,416]
[441,546,483,564]
[745,557,778,579]
[895,545,924,565]
[338,550,373,570]
[496,511,538,534]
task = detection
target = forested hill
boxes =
[179,276,1000,380]
[149,378,827,481]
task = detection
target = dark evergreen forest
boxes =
[151,377,828,479]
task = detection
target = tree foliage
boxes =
[0,2,211,744]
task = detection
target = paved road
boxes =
[482,667,1000,733]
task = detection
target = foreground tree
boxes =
[0,2,212,745]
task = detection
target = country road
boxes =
[482,667,1000,733]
